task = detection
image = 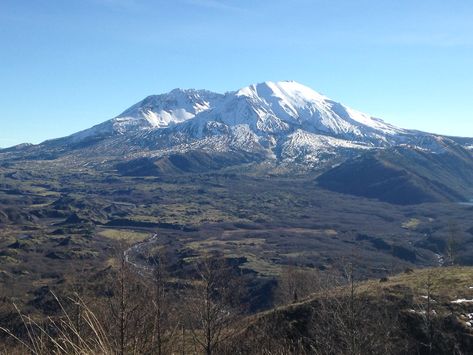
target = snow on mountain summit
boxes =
[236,81,330,103]
[233,80,403,138]
[66,88,223,143]
[117,88,223,128]
[39,80,462,167]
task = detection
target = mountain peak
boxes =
[229,80,402,138]
[236,80,329,103]
[115,88,223,129]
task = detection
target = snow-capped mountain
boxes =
[3,81,473,169]
[71,81,404,143]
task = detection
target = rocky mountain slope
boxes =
[317,143,473,204]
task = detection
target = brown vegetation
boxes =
[2,250,473,354]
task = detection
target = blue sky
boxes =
[1,0,472,147]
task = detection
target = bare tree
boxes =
[103,244,155,355]
[446,223,459,266]
[307,260,403,355]
[183,254,244,355]
[412,270,438,355]
[148,250,179,355]
[276,265,322,305]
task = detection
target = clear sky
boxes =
[1,0,472,147]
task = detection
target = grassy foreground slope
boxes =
[233,267,473,354]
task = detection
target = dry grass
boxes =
[0,293,113,355]
[98,228,149,243]
[401,218,421,230]
[378,266,473,300]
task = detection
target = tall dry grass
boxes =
[0,292,113,355]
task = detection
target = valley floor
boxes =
[1,162,473,353]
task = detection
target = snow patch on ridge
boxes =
[452,299,473,304]
[281,129,371,165]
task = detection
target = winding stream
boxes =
[123,233,159,274]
